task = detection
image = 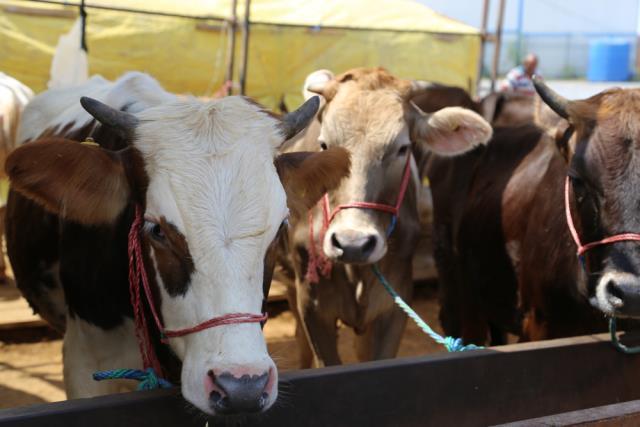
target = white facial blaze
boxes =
[135,96,285,413]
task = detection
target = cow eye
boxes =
[570,176,587,204]
[397,145,409,156]
[144,221,166,241]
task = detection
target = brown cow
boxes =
[426,78,640,344]
[281,67,492,367]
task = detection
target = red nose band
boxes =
[128,206,267,375]
[565,176,640,260]
[306,152,413,283]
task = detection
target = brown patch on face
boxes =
[145,217,195,297]
[6,138,130,225]
[275,146,351,220]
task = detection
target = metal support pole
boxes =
[79,0,88,52]
[476,0,490,95]
[490,0,506,93]
[516,0,525,64]
[224,0,238,96]
[239,0,251,96]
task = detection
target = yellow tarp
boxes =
[0,0,480,108]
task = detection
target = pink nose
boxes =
[206,368,273,414]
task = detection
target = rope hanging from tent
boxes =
[79,0,88,52]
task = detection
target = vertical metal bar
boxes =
[224,0,238,96]
[80,0,88,52]
[239,0,251,96]
[476,0,490,95]
[490,0,506,93]
[516,0,525,64]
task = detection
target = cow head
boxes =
[305,67,492,264]
[6,95,350,415]
[535,77,640,318]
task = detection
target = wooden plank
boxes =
[497,400,640,426]
[2,333,640,426]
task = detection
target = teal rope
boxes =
[93,367,173,390]
[371,264,482,352]
[609,317,640,354]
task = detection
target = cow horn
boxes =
[532,75,569,119]
[80,97,139,138]
[411,80,436,91]
[280,96,320,140]
[405,80,437,100]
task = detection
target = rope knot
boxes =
[93,367,173,391]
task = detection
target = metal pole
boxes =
[80,0,88,52]
[239,0,251,96]
[476,0,490,96]
[224,0,238,96]
[490,0,506,93]
[516,0,525,64]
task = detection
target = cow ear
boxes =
[413,106,492,156]
[275,146,351,220]
[6,138,130,225]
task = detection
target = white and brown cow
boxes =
[6,72,350,415]
[0,72,33,282]
[280,67,492,367]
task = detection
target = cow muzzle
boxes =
[206,367,275,414]
[324,225,385,264]
[594,271,640,318]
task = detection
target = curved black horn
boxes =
[80,97,139,138]
[280,96,320,140]
[532,75,570,119]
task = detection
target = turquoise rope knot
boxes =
[371,263,482,353]
[93,367,173,390]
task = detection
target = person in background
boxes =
[499,53,539,94]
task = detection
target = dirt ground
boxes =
[0,284,443,410]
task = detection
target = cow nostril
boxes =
[362,235,377,255]
[209,390,231,413]
[607,280,625,300]
[331,232,342,249]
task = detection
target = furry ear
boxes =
[413,106,492,156]
[275,146,350,220]
[6,138,130,224]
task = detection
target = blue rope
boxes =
[93,367,173,390]
[371,264,482,352]
[609,317,640,354]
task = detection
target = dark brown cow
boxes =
[426,78,640,344]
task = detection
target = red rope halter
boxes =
[128,206,267,374]
[306,153,413,283]
[565,176,640,263]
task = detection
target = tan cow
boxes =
[280,67,492,367]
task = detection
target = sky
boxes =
[416,0,640,35]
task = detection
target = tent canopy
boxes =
[0,0,480,108]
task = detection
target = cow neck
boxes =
[565,176,640,270]
[306,152,413,284]
[127,205,268,376]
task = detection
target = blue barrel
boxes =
[587,39,631,81]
